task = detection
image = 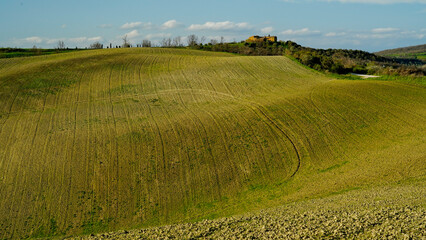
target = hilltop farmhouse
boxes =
[246,35,277,43]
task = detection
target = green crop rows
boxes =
[0,48,424,239]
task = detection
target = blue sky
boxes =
[1,0,425,52]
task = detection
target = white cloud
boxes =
[25,36,42,43]
[124,30,140,39]
[46,38,62,44]
[188,21,252,31]
[121,22,142,29]
[121,22,153,30]
[261,27,274,34]
[98,24,113,28]
[281,28,321,36]
[324,32,346,37]
[371,34,394,39]
[69,37,87,43]
[17,36,105,48]
[206,35,236,42]
[61,24,67,29]
[88,36,103,42]
[64,36,104,43]
[162,20,183,29]
[371,27,399,33]
[355,33,387,39]
[354,29,426,40]
[399,31,425,39]
[145,33,172,40]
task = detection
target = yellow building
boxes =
[246,35,277,43]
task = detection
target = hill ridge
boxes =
[376,44,426,56]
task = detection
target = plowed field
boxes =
[0,48,424,239]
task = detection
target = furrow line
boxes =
[151,54,189,221]
[165,55,201,207]
[222,103,269,181]
[363,86,425,128]
[120,55,138,222]
[0,92,30,174]
[94,62,116,228]
[309,82,359,143]
[60,68,87,236]
[133,54,155,223]
[308,83,355,162]
[198,106,239,190]
[319,83,361,137]
[249,104,301,178]
[235,57,271,95]
[197,56,220,93]
[146,55,166,204]
[194,82,304,179]
[243,105,289,180]
[323,82,391,141]
[183,55,242,192]
[32,73,66,235]
[180,55,237,194]
[107,61,120,225]
[203,57,234,96]
[9,74,52,238]
[69,60,86,230]
[87,64,98,233]
[137,55,165,222]
[172,55,222,200]
[283,97,336,165]
[0,87,20,136]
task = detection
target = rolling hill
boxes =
[0,48,425,239]
[376,44,426,62]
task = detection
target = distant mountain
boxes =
[376,44,426,62]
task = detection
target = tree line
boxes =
[187,39,425,77]
[6,35,425,77]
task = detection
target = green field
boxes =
[385,52,426,61]
[0,48,85,59]
[0,48,425,239]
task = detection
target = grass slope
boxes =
[0,48,425,239]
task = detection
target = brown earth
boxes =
[68,179,425,240]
